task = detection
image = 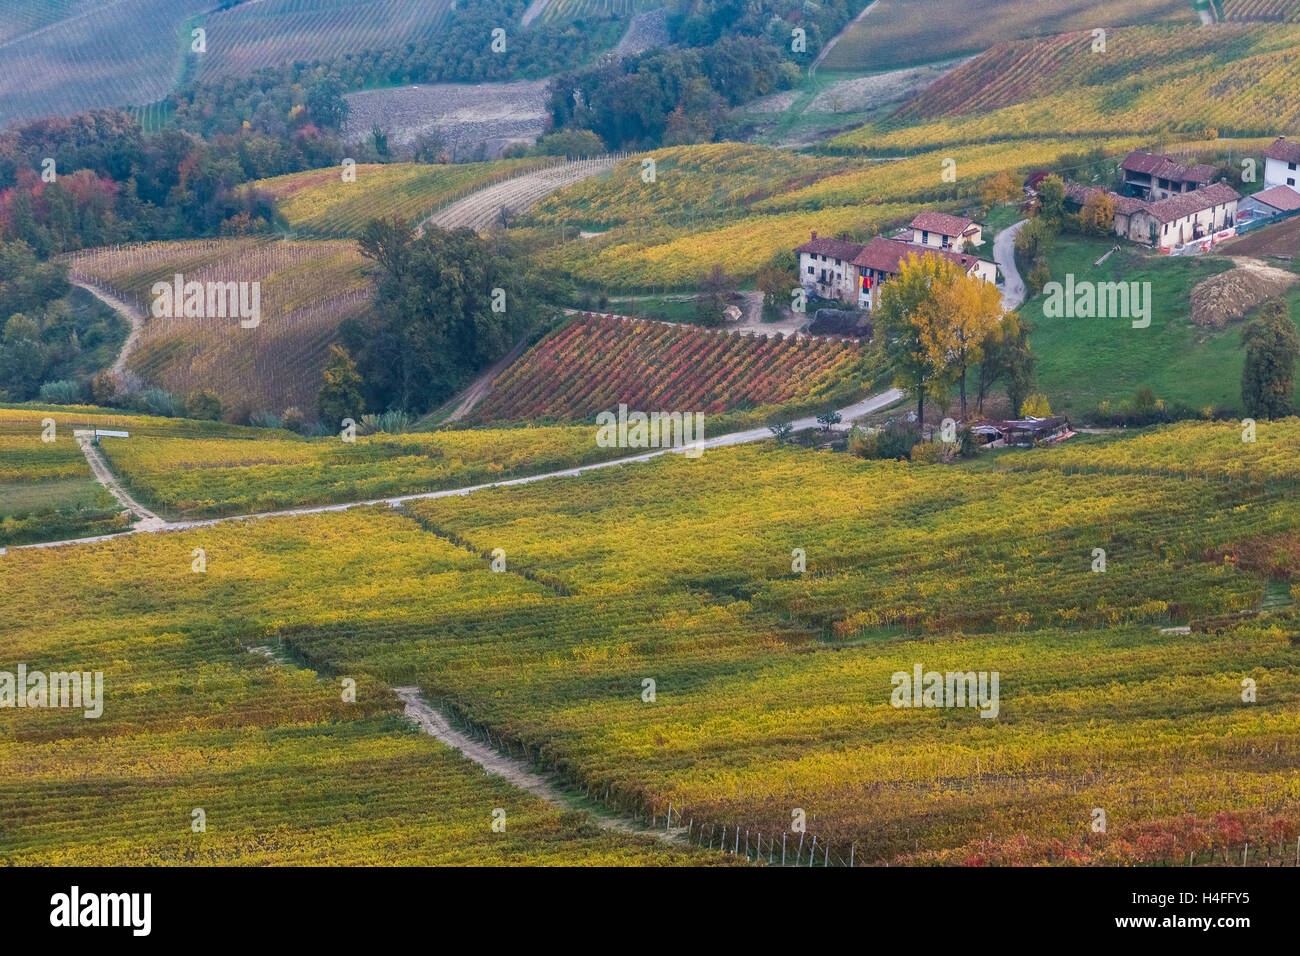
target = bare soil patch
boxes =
[1189,257,1298,328]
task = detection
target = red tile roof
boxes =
[1121,151,1215,185]
[851,237,988,275]
[1264,136,1300,164]
[1250,184,1300,212]
[1063,183,1146,216]
[909,211,976,236]
[794,234,865,261]
[1142,182,1240,223]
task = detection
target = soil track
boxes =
[417,157,617,234]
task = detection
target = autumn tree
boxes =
[1242,298,1300,420]
[317,345,365,426]
[1079,191,1115,236]
[980,170,1022,207]
[876,253,1006,425]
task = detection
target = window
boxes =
[807,265,814,275]
[1290,177,1296,187]
[921,230,929,244]
[1290,162,1297,171]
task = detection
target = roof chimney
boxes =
[811,230,817,240]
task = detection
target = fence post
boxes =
[809,835,817,867]
[782,832,787,866]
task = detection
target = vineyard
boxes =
[66,239,372,419]
[97,422,634,520]
[256,160,552,237]
[195,0,455,82]
[0,409,127,546]
[281,421,1300,865]
[419,158,619,233]
[1221,0,1300,21]
[817,0,1195,72]
[0,509,716,865]
[468,313,875,425]
[839,24,1300,151]
[0,0,210,125]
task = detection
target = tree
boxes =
[306,78,349,130]
[1079,191,1115,236]
[317,345,365,425]
[0,313,48,400]
[976,311,1036,415]
[876,253,954,426]
[980,170,1022,207]
[877,253,1006,424]
[816,409,842,433]
[1035,174,1067,226]
[916,263,1006,420]
[1241,299,1299,420]
[1020,393,1052,418]
[184,389,222,421]
[696,264,736,326]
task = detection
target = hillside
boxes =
[254,159,553,236]
[817,0,1196,71]
[67,239,371,419]
[836,23,1300,150]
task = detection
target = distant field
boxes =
[842,24,1300,150]
[68,239,371,419]
[254,160,550,237]
[469,312,875,425]
[818,0,1196,72]
[0,0,211,125]
[1221,0,1300,20]
[196,0,454,81]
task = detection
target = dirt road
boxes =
[418,157,617,234]
[72,431,164,530]
[70,279,145,376]
[18,387,905,551]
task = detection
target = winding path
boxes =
[70,279,145,376]
[14,387,905,551]
[72,431,164,530]
[993,218,1028,311]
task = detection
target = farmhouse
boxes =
[795,223,996,310]
[853,237,995,310]
[1065,180,1240,250]
[1063,183,1147,238]
[1120,151,1215,200]
[1131,182,1239,251]
[970,416,1073,447]
[1263,136,1300,190]
[909,211,982,251]
[795,231,864,302]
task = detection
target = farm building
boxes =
[853,237,995,310]
[795,232,865,302]
[795,227,996,311]
[909,212,983,251]
[1120,151,1216,200]
[1064,183,1148,237]
[1239,183,1300,222]
[1065,180,1240,250]
[1133,182,1240,251]
[1263,136,1300,190]
[970,416,1073,447]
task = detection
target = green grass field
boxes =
[1019,236,1300,416]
